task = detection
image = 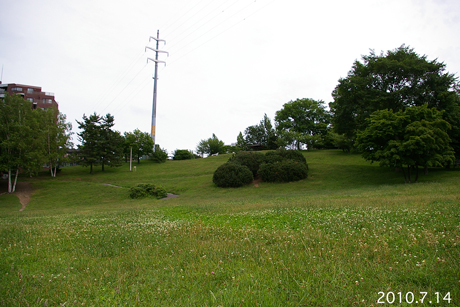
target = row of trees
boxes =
[76,112,169,174]
[0,94,72,192]
[232,46,459,182]
[237,99,332,151]
[0,96,163,190]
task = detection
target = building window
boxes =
[12,87,23,91]
[27,98,33,102]
[43,98,53,104]
[27,88,34,93]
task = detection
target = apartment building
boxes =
[0,82,59,110]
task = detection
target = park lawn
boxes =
[0,150,459,306]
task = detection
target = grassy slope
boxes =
[0,150,459,306]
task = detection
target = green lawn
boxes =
[1,150,459,306]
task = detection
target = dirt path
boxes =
[15,182,34,211]
[0,181,35,211]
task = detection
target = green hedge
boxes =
[129,184,168,199]
[213,162,254,188]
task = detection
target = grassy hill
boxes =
[1,150,459,306]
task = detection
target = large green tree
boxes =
[77,113,123,173]
[99,114,123,171]
[123,129,154,164]
[355,105,454,183]
[196,133,225,157]
[0,94,36,192]
[330,45,460,155]
[0,94,72,191]
[275,98,330,150]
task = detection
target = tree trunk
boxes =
[414,165,419,183]
[424,165,428,175]
[407,166,412,183]
[90,162,93,174]
[8,169,12,193]
[12,169,19,193]
[401,165,407,183]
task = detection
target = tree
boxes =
[76,113,123,173]
[275,98,330,150]
[133,129,154,164]
[76,113,101,174]
[122,131,137,163]
[196,134,225,157]
[355,105,454,183]
[236,132,249,151]
[123,129,154,164]
[238,114,278,150]
[0,94,37,192]
[330,45,460,155]
[41,107,73,177]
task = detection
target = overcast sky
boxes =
[1,0,460,154]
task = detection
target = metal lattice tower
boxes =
[146,30,168,151]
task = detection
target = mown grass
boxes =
[0,150,459,306]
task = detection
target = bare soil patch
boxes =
[0,181,34,211]
[252,178,262,187]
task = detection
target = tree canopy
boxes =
[0,94,72,192]
[355,105,454,183]
[196,134,225,157]
[275,98,330,150]
[330,45,460,155]
[76,113,123,173]
[237,114,278,151]
[123,129,154,164]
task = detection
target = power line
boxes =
[165,0,272,68]
[93,51,145,112]
[101,62,149,113]
[160,0,213,33]
[166,0,240,50]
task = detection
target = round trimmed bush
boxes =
[258,159,308,182]
[275,149,307,166]
[227,151,265,177]
[173,149,194,160]
[264,151,285,164]
[213,162,254,187]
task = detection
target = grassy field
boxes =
[0,150,459,306]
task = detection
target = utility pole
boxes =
[146,30,168,152]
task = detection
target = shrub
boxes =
[173,149,194,160]
[276,149,308,167]
[258,159,308,182]
[264,151,285,164]
[151,148,168,163]
[227,151,265,177]
[213,162,254,188]
[129,184,168,199]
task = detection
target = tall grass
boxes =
[1,150,459,306]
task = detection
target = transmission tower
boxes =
[146,30,168,151]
